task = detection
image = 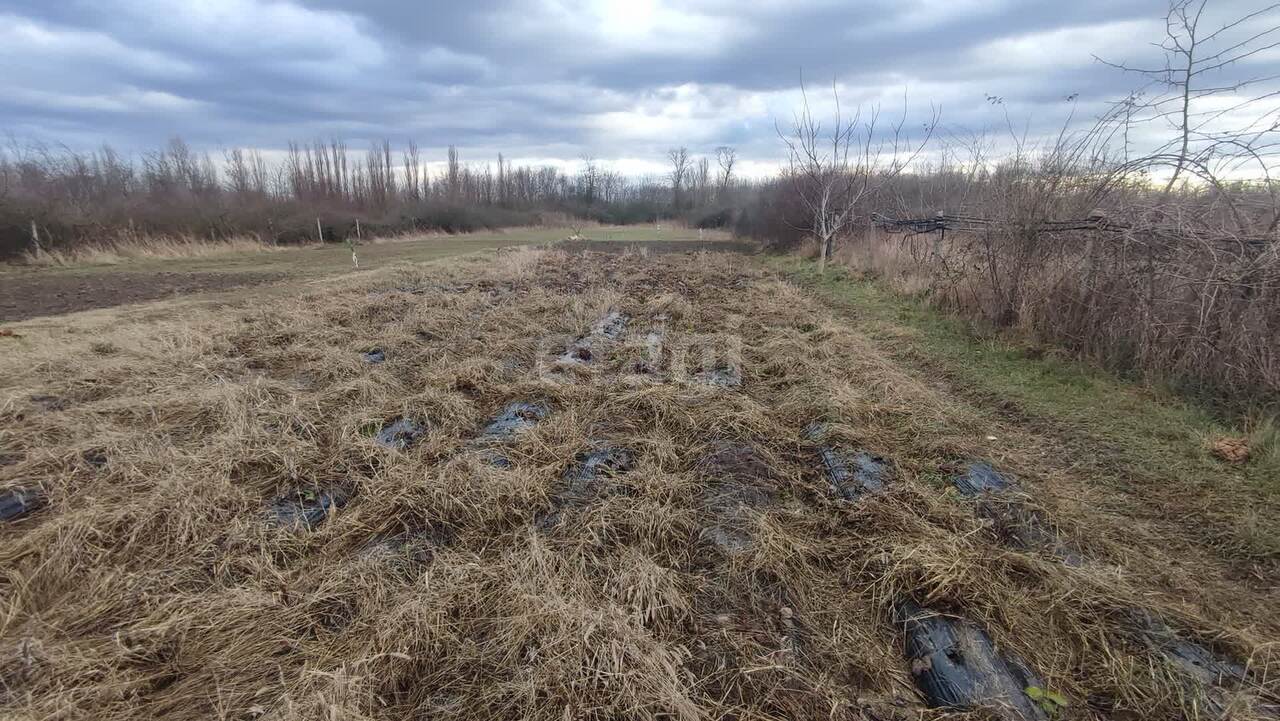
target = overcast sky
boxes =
[2,0,1277,176]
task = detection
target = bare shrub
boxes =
[778,80,936,273]
[826,1,1280,408]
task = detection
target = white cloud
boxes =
[969,20,1161,72]
[419,47,494,79]
[851,0,1012,36]
[6,86,205,114]
[0,14,199,79]
[584,83,771,145]
[106,0,385,68]
[491,0,753,62]
[0,0,1275,177]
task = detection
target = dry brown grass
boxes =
[831,230,932,296]
[1,248,1277,720]
[844,200,1280,408]
[24,234,293,267]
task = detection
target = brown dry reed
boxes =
[838,137,1280,410]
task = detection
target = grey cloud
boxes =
[0,0,1275,171]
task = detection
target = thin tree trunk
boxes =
[1163,49,1195,194]
[30,220,43,257]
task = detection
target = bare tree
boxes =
[225,148,253,196]
[1097,0,1280,193]
[779,80,937,273]
[692,156,711,207]
[403,140,422,200]
[667,147,690,209]
[446,145,461,200]
[496,153,507,205]
[328,138,347,200]
[365,139,396,209]
[579,154,600,205]
[715,146,737,197]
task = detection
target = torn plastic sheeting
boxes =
[374,418,427,450]
[472,401,550,468]
[992,503,1086,567]
[0,487,47,523]
[537,444,635,531]
[702,525,753,555]
[953,462,1084,566]
[1124,608,1280,719]
[269,488,350,530]
[30,394,68,412]
[557,312,629,365]
[562,445,634,498]
[698,441,773,486]
[358,526,453,565]
[558,343,594,365]
[699,447,776,556]
[806,424,891,500]
[953,461,1015,496]
[819,448,890,500]
[1128,609,1248,693]
[592,311,629,340]
[629,329,666,376]
[694,364,742,388]
[896,600,1049,721]
[478,401,549,440]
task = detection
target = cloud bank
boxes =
[2,0,1276,175]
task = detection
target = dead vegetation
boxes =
[1,248,1278,720]
[864,152,1280,408]
[22,233,294,267]
[740,1,1280,413]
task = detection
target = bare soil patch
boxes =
[0,270,283,322]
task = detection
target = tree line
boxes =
[0,137,748,258]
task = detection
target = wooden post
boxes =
[30,220,43,257]
[316,217,324,243]
[355,219,361,240]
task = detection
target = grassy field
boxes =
[8,226,728,276]
[7,231,539,278]
[0,226,734,323]
[769,258,1280,554]
[1,246,1276,720]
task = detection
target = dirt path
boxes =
[0,248,1275,721]
[0,270,284,322]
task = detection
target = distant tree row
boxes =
[0,136,748,257]
[664,145,739,211]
